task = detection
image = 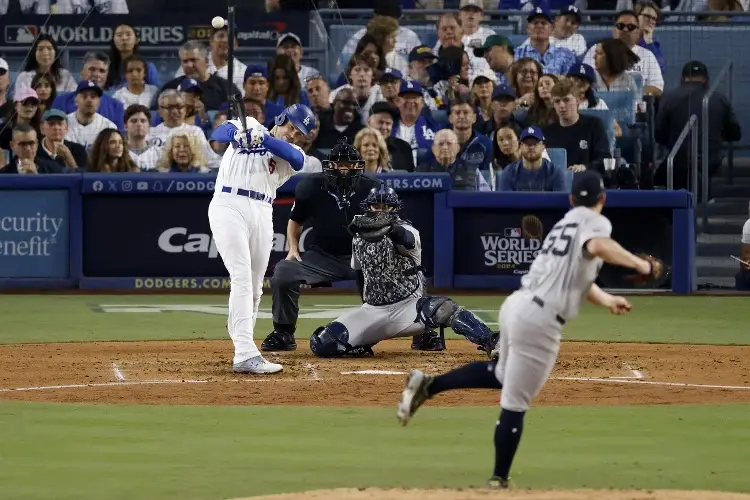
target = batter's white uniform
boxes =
[208,117,304,365]
[494,206,611,412]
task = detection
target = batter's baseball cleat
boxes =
[233,355,283,374]
[260,331,297,351]
[487,476,509,489]
[396,369,433,426]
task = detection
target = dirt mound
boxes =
[239,488,750,500]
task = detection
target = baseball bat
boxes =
[226,1,236,103]
[229,94,247,132]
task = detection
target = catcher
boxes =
[309,186,499,358]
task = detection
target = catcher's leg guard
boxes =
[416,296,495,349]
[309,322,351,358]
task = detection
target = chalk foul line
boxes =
[554,376,750,390]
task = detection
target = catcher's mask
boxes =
[322,138,364,200]
[361,186,402,222]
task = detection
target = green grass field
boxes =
[0,294,748,500]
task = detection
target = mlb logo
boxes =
[5,26,38,44]
[504,227,522,238]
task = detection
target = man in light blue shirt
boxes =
[514,7,576,76]
[499,126,566,192]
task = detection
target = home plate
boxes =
[341,370,407,375]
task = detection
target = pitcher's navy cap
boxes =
[571,170,605,205]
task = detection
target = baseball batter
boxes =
[309,186,498,358]
[397,170,659,488]
[208,104,316,375]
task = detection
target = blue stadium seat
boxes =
[207,110,218,124]
[564,169,574,191]
[495,170,503,191]
[431,109,449,128]
[579,108,615,154]
[630,72,644,96]
[596,91,636,126]
[546,147,568,169]
[416,148,430,165]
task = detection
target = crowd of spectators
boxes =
[0,0,743,194]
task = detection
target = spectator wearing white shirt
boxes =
[149,90,220,169]
[50,0,129,14]
[276,33,320,84]
[434,0,496,54]
[433,13,493,87]
[363,16,409,75]
[341,0,422,66]
[174,26,246,97]
[550,6,587,57]
[64,81,118,151]
[112,55,159,108]
[124,104,160,171]
[13,34,77,95]
[362,67,404,123]
[582,10,664,96]
[567,63,611,111]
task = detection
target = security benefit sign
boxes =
[453,209,561,275]
[0,191,69,278]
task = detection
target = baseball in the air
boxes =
[211,16,226,29]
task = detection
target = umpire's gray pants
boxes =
[494,291,563,412]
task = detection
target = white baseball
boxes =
[211,16,226,29]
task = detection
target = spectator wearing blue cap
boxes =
[447,96,494,171]
[51,52,125,131]
[499,126,566,192]
[477,84,519,136]
[161,41,242,111]
[515,7,577,76]
[175,26,246,97]
[276,33,320,84]
[394,80,441,165]
[543,78,611,174]
[362,68,403,123]
[111,55,160,109]
[417,129,491,191]
[64,81,118,152]
[38,109,88,171]
[567,63,608,110]
[550,6,586,58]
[242,65,283,129]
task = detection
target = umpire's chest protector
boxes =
[354,236,420,306]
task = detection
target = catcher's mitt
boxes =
[623,253,669,287]
[349,213,396,242]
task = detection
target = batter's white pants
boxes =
[208,194,273,364]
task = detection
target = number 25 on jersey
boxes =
[540,223,579,257]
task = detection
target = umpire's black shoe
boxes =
[260,331,297,351]
[411,330,446,351]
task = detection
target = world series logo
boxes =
[480,215,544,274]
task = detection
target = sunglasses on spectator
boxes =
[615,22,638,31]
[21,99,39,106]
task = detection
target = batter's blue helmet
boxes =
[275,104,316,137]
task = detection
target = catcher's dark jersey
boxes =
[521,206,611,321]
[352,223,422,306]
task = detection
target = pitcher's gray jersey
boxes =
[352,223,423,306]
[520,206,612,321]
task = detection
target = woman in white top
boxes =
[366,16,409,75]
[354,127,392,173]
[13,34,77,95]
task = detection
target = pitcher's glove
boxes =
[349,213,396,242]
[624,253,668,287]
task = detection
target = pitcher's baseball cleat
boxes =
[397,369,433,426]
[232,355,283,374]
[487,476,510,489]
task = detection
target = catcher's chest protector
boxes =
[354,235,420,306]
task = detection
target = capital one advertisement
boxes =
[81,192,435,278]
